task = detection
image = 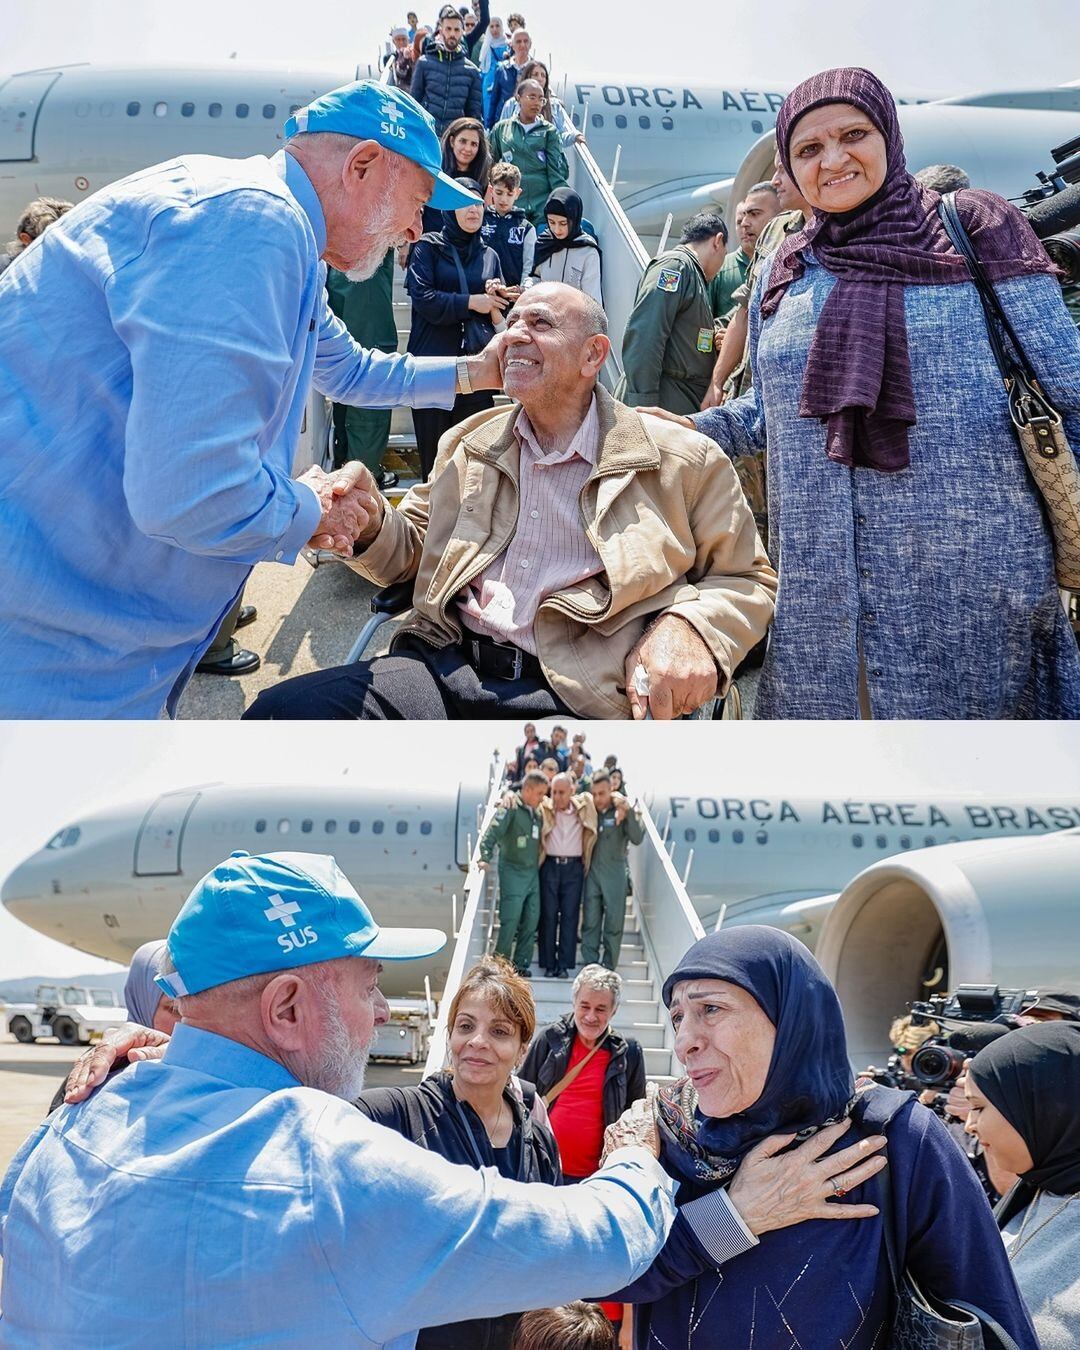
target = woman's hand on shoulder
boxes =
[637,407,696,430]
[601,1081,661,1164]
[726,1120,887,1236]
[63,1022,172,1103]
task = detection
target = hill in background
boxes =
[0,969,128,1006]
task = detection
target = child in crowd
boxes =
[481,161,537,288]
[511,1303,615,1350]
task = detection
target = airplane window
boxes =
[638,116,650,129]
[301,819,313,834]
[876,834,888,849]
[420,821,432,835]
[127,102,141,117]
[263,103,277,119]
[732,829,744,844]
[852,834,864,847]
[755,830,768,845]
[182,102,195,117]
[684,828,696,842]
[255,819,267,833]
[661,116,674,131]
[289,104,302,114]
[591,114,604,129]
[615,114,628,129]
[154,102,168,118]
[325,819,337,834]
[900,835,911,849]
[924,835,936,847]
[76,102,91,118]
[46,830,64,849]
[708,828,719,843]
[100,102,115,118]
[277,818,290,834]
[349,819,361,833]
[209,102,223,118]
[236,103,250,118]
[752,119,764,134]
[47,827,81,849]
[373,820,384,835]
[396,820,408,835]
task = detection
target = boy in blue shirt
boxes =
[481,161,536,288]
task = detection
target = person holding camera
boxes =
[407,173,507,479]
[965,1021,1080,1349]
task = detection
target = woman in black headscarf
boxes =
[604,926,1037,1349]
[530,187,603,306]
[966,1022,1080,1349]
[685,66,1080,720]
[407,176,506,479]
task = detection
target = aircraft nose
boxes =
[1,854,47,912]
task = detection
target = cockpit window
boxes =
[46,826,81,849]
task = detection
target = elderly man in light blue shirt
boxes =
[0,82,500,719]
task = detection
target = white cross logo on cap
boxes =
[264,894,301,928]
[380,100,404,125]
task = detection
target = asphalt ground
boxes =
[176,556,760,719]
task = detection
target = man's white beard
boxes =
[306,1003,373,1101]
[345,175,405,283]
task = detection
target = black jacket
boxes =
[355,1071,560,1350]
[406,234,502,358]
[520,1013,647,1131]
[411,46,484,134]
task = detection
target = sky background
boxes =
[4,1,1078,99]
[2,722,1079,981]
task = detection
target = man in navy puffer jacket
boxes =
[412,5,485,135]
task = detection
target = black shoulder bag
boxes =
[938,192,1080,589]
[450,247,498,356]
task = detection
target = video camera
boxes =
[1019,134,1080,286]
[907,984,1034,1089]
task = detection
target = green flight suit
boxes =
[480,798,542,974]
[325,250,398,474]
[489,116,570,224]
[708,246,751,324]
[616,245,717,415]
[580,803,644,971]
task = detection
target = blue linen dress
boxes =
[694,257,1080,719]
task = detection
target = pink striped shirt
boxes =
[546,806,584,857]
[457,398,602,654]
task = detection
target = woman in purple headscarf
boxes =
[688,67,1080,719]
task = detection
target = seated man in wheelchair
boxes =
[246,283,776,720]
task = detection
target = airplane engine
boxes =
[815,830,1080,1066]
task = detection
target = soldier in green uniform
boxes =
[325,248,398,477]
[478,769,548,975]
[615,210,729,415]
[580,771,644,972]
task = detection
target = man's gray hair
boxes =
[746,180,779,197]
[914,163,971,194]
[577,292,608,338]
[573,964,622,1008]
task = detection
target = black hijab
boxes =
[658,926,855,1187]
[533,187,600,269]
[970,1021,1080,1223]
[429,176,485,265]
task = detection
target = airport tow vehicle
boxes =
[5,984,128,1046]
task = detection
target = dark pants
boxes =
[204,588,246,661]
[412,392,495,481]
[243,633,574,720]
[539,857,584,973]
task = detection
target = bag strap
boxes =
[543,1030,609,1108]
[449,246,471,297]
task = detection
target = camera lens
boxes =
[911,1044,956,1087]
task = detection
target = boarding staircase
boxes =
[424,757,704,1087]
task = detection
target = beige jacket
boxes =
[349,385,777,718]
[538,793,599,871]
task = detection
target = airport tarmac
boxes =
[0,1028,424,1180]
[176,554,760,718]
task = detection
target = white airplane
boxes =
[3,779,1078,1031]
[2,61,1078,249]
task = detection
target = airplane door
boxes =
[134,790,202,876]
[0,72,61,162]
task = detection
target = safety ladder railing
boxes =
[422,756,508,1077]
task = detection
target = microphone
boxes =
[1023,180,1080,240]
[948,1021,1011,1055]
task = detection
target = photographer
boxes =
[966,1022,1080,1350]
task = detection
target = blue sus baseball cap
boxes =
[156,851,446,998]
[283,80,482,211]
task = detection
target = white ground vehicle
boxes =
[5,984,128,1046]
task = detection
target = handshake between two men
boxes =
[254,282,777,723]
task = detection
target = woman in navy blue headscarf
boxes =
[604,927,1037,1349]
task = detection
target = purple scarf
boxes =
[762,66,1057,472]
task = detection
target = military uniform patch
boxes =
[696,326,715,353]
[656,268,682,292]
